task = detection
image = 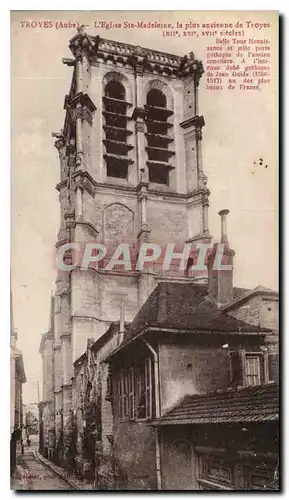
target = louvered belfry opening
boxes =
[103,81,133,179]
[145,89,174,186]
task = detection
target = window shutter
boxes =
[268,354,279,382]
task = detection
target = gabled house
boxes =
[104,212,279,490]
[106,280,277,490]
[223,285,279,382]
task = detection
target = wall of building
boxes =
[227,295,279,366]
[40,402,54,457]
[11,341,16,434]
[160,426,194,490]
[227,295,278,330]
[42,337,53,402]
[146,196,188,243]
[158,340,230,413]
[113,421,157,490]
[159,423,279,490]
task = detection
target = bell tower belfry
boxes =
[52,28,211,445]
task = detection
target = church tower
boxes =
[52,28,211,447]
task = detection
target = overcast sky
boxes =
[11,11,278,403]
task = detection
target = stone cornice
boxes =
[75,219,99,236]
[68,30,204,80]
[56,180,68,192]
[180,115,205,130]
[73,170,96,197]
[62,383,72,390]
[132,107,147,121]
[69,28,97,59]
[185,231,212,244]
[64,92,96,126]
[60,332,71,340]
[56,177,210,201]
[52,132,65,150]
[69,92,96,113]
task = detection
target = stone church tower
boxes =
[51,29,211,449]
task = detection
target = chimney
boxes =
[207,209,235,305]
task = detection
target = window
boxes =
[229,351,243,386]
[118,368,134,420]
[245,354,261,386]
[229,351,266,387]
[117,358,153,421]
[147,89,167,108]
[106,157,128,179]
[105,81,125,101]
[145,358,152,419]
[145,87,174,186]
[197,455,233,490]
[268,354,279,382]
[197,453,277,490]
[103,80,132,180]
[148,165,169,185]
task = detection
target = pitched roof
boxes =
[122,282,270,347]
[223,285,278,311]
[153,383,279,426]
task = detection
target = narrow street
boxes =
[12,436,73,491]
[23,450,73,490]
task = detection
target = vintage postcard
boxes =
[11,10,279,491]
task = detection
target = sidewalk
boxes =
[34,451,95,490]
[11,455,31,490]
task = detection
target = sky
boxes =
[11,11,278,403]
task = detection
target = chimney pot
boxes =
[219,208,230,245]
[207,209,234,305]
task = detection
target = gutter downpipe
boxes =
[142,339,162,491]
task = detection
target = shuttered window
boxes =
[117,358,153,421]
[245,355,261,386]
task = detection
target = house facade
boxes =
[107,286,278,490]
[104,215,279,490]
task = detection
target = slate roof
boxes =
[153,383,279,426]
[122,282,271,347]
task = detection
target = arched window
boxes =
[105,81,126,101]
[103,79,133,179]
[146,89,167,108]
[145,86,174,186]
